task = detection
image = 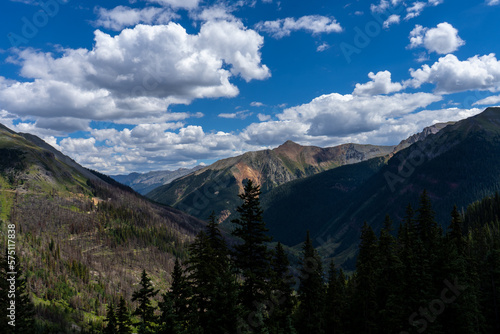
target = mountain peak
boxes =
[279,140,301,148]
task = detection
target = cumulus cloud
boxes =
[76,125,255,173]
[255,15,342,38]
[94,6,178,31]
[282,92,442,137]
[317,43,330,52]
[218,110,252,119]
[191,5,236,22]
[383,14,400,29]
[408,54,500,93]
[473,95,500,105]
[239,91,443,148]
[13,88,482,174]
[0,21,269,129]
[145,0,201,10]
[257,113,271,121]
[354,71,404,96]
[487,0,500,5]
[409,22,465,54]
[370,0,443,20]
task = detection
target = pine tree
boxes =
[204,213,240,334]
[376,215,404,333]
[269,242,295,334]
[324,260,345,334]
[440,206,483,333]
[295,231,325,334]
[104,303,118,334]
[116,296,133,334]
[169,259,192,332]
[158,292,181,334]
[351,222,378,334]
[132,270,159,334]
[231,180,273,326]
[415,190,445,334]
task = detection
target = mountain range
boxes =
[147,140,395,223]
[111,166,203,195]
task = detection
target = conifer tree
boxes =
[132,270,159,334]
[169,259,192,332]
[441,206,483,333]
[158,292,181,334]
[204,213,240,334]
[295,231,325,334]
[116,296,133,334]
[376,215,404,332]
[104,303,118,334]
[231,180,273,323]
[269,242,295,334]
[351,222,378,334]
[324,260,345,334]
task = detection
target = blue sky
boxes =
[1,0,500,173]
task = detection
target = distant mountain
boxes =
[147,141,394,223]
[261,107,500,270]
[112,166,203,195]
[0,123,205,331]
[391,121,455,153]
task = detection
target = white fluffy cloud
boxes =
[383,15,400,29]
[487,0,500,5]
[11,88,483,174]
[94,6,178,31]
[474,95,500,105]
[145,0,201,10]
[255,15,342,38]
[218,110,252,119]
[239,91,443,148]
[0,20,269,129]
[354,71,404,96]
[409,22,465,54]
[370,0,443,20]
[409,54,500,93]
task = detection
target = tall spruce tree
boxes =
[186,213,239,334]
[132,270,159,334]
[205,213,239,334]
[116,296,133,334]
[104,303,118,334]
[295,231,325,334]
[351,222,378,334]
[169,258,193,332]
[440,206,483,333]
[376,215,404,332]
[324,260,345,334]
[269,242,295,334]
[231,180,273,329]
[158,292,181,334]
